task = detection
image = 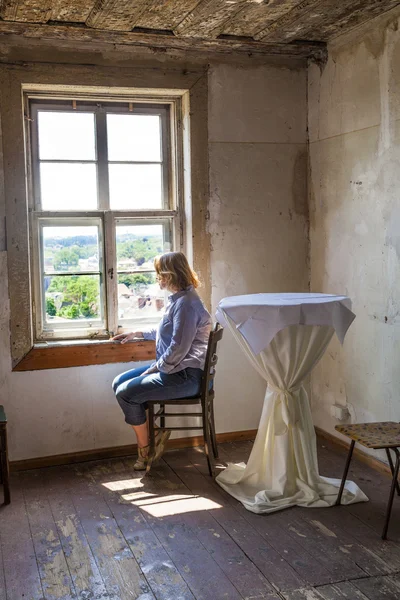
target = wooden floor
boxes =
[1,439,400,600]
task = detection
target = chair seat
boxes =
[147,396,201,405]
[336,422,400,449]
[0,406,6,424]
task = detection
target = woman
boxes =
[112,252,212,471]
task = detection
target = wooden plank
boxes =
[255,0,323,41]
[87,457,196,600]
[222,0,309,38]
[124,457,246,600]
[64,462,155,600]
[280,590,325,600]
[86,0,158,31]
[269,0,400,43]
[0,522,6,600]
[1,0,53,22]
[0,473,44,600]
[0,20,323,58]
[352,575,400,600]
[10,430,257,472]
[163,450,282,599]
[317,581,370,599]
[175,0,248,38]
[310,0,400,41]
[49,0,97,23]
[135,0,201,32]
[184,447,335,588]
[19,469,77,600]
[166,448,307,593]
[13,340,156,371]
[39,464,112,600]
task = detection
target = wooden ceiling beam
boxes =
[0,20,326,58]
[86,0,148,31]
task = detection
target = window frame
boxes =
[26,94,184,342]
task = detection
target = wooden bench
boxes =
[0,405,10,504]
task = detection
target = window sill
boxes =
[13,340,156,371]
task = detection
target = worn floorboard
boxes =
[1,439,400,600]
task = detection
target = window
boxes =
[28,98,182,341]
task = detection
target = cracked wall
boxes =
[308,7,400,449]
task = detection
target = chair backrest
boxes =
[200,323,224,401]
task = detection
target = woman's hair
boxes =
[154,252,200,290]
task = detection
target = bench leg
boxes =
[0,426,10,505]
[382,448,400,540]
[336,440,355,506]
[385,448,400,496]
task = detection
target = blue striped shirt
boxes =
[143,286,212,374]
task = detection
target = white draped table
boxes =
[215,293,368,513]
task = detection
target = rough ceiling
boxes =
[0,0,399,59]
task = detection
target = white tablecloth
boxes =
[215,293,367,513]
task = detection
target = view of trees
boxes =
[44,232,163,321]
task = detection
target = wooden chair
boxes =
[148,323,223,477]
[335,422,400,539]
[0,405,10,505]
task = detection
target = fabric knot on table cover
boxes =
[267,383,302,436]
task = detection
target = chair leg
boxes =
[160,405,166,430]
[385,448,400,496]
[382,448,400,540]
[336,440,355,506]
[209,401,219,460]
[202,405,214,477]
[148,404,156,459]
[0,427,10,505]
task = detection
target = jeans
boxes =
[112,363,203,426]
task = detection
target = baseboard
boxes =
[315,426,392,478]
[10,429,257,472]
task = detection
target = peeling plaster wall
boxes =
[308,8,400,450]
[0,53,308,461]
[209,63,309,436]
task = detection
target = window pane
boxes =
[43,226,100,274]
[117,273,166,321]
[40,163,98,210]
[109,164,162,210]
[38,111,96,160]
[44,274,101,324]
[116,224,166,271]
[107,114,161,162]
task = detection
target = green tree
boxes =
[47,276,99,319]
[46,297,57,316]
[53,247,80,271]
[119,273,154,288]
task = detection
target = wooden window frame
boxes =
[1,71,209,372]
[28,96,182,344]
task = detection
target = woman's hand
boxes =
[141,365,159,376]
[111,331,143,344]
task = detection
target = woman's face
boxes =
[156,273,168,290]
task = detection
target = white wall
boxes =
[209,63,309,435]
[0,59,309,461]
[308,8,400,449]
